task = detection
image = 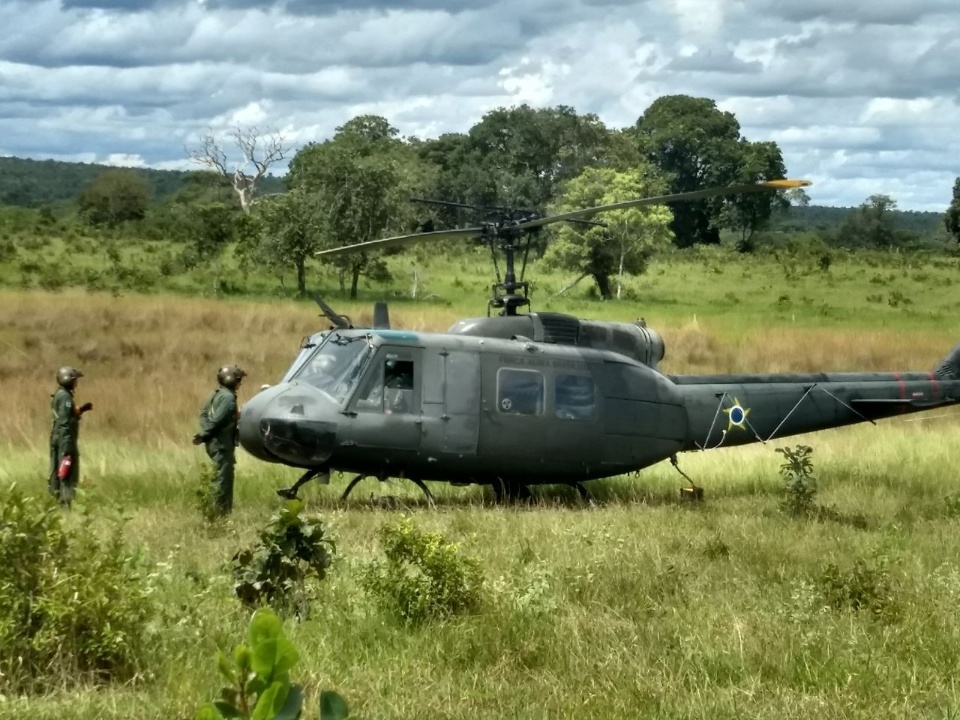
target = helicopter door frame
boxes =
[342,345,423,452]
[420,347,481,456]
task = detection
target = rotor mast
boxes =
[488,224,532,316]
[314,180,812,318]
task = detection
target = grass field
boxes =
[2,249,960,719]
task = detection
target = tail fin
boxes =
[934,341,960,380]
[373,301,390,329]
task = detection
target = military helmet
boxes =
[56,366,83,388]
[217,364,247,389]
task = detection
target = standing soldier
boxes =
[49,366,93,507]
[193,364,247,514]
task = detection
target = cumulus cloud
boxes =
[0,0,955,209]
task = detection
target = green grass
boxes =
[3,417,960,719]
[2,241,960,719]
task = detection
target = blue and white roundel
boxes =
[724,397,750,431]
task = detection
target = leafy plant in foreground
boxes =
[776,444,817,517]
[232,500,335,615]
[194,607,349,720]
[361,516,484,624]
[819,556,900,622]
[195,463,224,524]
[0,484,156,694]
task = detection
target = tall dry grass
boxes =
[2,287,956,452]
[0,289,467,449]
[3,287,960,720]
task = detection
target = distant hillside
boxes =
[770,204,945,236]
[0,156,947,238]
[0,156,287,207]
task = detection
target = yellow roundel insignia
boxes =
[724,397,750,431]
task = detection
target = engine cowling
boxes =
[447,312,666,369]
[578,319,665,369]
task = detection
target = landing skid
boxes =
[490,479,594,505]
[491,479,532,504]
[570,482,592,503]
[340,473,436,506]
[276,467,329,500]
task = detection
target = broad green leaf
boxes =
[251,635,299,680]
[252,680,289,720]
[273,636,299,675]
[246,676,268,697]
[273,683,305,720]
[234,644,252,674]
[319,690,350,720]
[248,609,283,651]
[193,703,222,720]
[213,700,245,719]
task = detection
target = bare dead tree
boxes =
[186,126,292,213]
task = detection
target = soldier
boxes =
[193,364,247,514]
[49,366,93,507]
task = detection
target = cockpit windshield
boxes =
[290,332,372,403]
[279,331,329,384]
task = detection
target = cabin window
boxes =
[554,374,596,420]
[356,356,415,414]
[497,368,544,416]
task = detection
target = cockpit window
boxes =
[355,354,415,414]
[280,331,329,383]
[291,332,371,403]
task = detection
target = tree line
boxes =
[9,94,960,300]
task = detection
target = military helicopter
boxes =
[237,179,960,503]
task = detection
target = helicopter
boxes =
[237,179,960,503]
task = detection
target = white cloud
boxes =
[0,0,957,210]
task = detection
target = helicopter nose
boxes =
[239,383,339,466]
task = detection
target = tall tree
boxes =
[720,140,789,251]
[418,105,613,226]
[837,194,902,248]
[631,95,743,247]
[543,166,673,300]
[945,178,960,245]
[288,115,431,298]
[77,169,152,227]
[186,126,292,214]
[242,189,323,296]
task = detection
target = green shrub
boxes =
[232,500,335,616]
[195,464,225,524]
[819,556,899,621]
[777,444,817,517]
[194,607,349,720]
[361,517,484,624]
[0,484,156,694]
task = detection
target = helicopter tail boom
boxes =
[674,350,960,452]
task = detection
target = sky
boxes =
[1,0,958,211]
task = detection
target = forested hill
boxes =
[0,156,286,206]
[770,204,946,236]
[0,155,946,235]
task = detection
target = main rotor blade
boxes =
[314,227,485,258]
[515,179,812,231]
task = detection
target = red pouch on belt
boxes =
[57,455,72,480]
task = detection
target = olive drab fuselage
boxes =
[238,314,960,490]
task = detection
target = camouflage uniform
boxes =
[194,365,246,513]
[49,366,91,506]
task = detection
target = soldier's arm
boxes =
[205,393,238,434]
[54,393,76,455]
